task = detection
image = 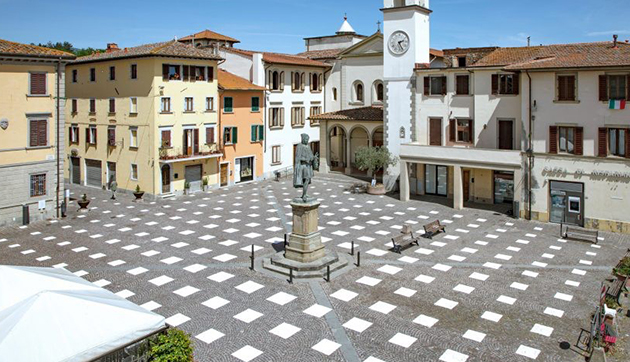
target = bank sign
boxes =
[543,166,630,179]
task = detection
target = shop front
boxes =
[235,156,255,184]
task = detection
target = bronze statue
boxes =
[293,134,319,202]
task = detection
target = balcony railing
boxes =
[159,143,222,161]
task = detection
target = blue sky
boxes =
[1,0,628,54]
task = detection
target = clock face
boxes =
[388,31,410,55]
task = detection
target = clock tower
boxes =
[381,0,431,190]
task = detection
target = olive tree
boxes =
[354,146,398,185]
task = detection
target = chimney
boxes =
[106,43,120,53]
[613,34,618,48]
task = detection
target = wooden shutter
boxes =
[468,120,474,143]
[38,121,47,146]
[258,125,264,141]
[599,75,608,101]
[251,125,256,142]
[85,128,90,144]
[94,127,97,144]
[232,127,238,144]
[449,119,456,142]
[280,108,285,127]
[267,71,272,89]
[30,73,46,95]
[205,128,213,144]
[566,75,576,101]
[183,65,189,81]
[290,72,295,91]
[163,130,171,147]
[318,74,323,91]
[193,128,199,154]
[549,126,558,154]
[162,64,169,81]
[29,120,38,147]
[109,99,115,113]
[512,74,520,95]
[598,128,608,157]
[441,76,447,95]
[424,77,430,95]
[108,128,115,146]
[301,107,305,125]
[301,72,305,91]
[68,127,73,144]
[280,72,285,89]
[208,67,214,82]
[575,127,584,155]
[491,74,499,95]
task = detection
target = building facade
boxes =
[65,41,222,198]
[0,40,75,226]
[217,69,265,186]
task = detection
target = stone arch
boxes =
[372,80,384,103]
[350,125,370,174]
[328,124,347,172]
[352,80,365,103]
[372,126,384,148]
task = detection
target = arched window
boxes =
[373,81,384,103]
[272,71,280,90]
[311,73,319,91]
[293,72,301,90]
[332,88,338,101]
[354,82,364,103]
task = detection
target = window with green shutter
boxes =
[232,127,238,144]
[258,125,264,141]
[251,125,257,142]
[251,97,260,112]
[224,97,233,113]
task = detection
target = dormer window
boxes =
[458,57,467,68]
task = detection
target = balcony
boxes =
[159,144,222,164]
[400,143,522,171]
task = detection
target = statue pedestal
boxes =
[284,200,325,263]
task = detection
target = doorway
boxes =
[161,164,171,194]
[236,157,254,183]
[185,164,202,192]
[549,181,584,227]
[71,157,81,185]
[463,170,470,201]
[220,163,229,187]
[425,165,448,196]
[498,120,514,150]
[107,162,116,190]
[430,118,442,146]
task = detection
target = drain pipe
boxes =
[56,58,62,218]
[526,70,533,220]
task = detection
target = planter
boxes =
[367,184,386,195]
[133,191,144,201]
[614,272,630,288]
[77,200,90,210]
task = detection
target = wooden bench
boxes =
[562,224,598,244]
[391,231,420,254]
[606,277,627,305]
[423,220,446,239]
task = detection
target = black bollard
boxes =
[289,268,293,284]
[250,244,255,271]
[356,251,361,267]
[350,240,355,256]
[284,234,288,248]
[326,265,331,282]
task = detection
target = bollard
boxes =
[350,240,355,256]
[326,265,331,282]
[356,251,361,267]
[284,234,288,247]
[250,244,255,271]
[289,268,294,284]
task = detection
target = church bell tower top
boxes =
[382,0,430,11]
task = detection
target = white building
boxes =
[219,47,328,178]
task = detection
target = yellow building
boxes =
[0,39,75,226]
[65,41,223,197]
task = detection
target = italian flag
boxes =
[609,99,626,110]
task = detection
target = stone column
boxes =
[345,135,352,175]
[319,121,330,174]
[284,200,326,263]
[400,160,410,202]
[453,165,464,210]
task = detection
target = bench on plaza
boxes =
[606,277,627,305]
[561,224,598,244]
[274,166,293,182]
[391,231,420,254]
[423,220,446,239]
[348,183,366,194]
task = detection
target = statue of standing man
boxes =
[293,134,319,203]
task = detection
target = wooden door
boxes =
[463,170,470,201]
[220,163,228,187]
[498,120,514,150]
[161,165,170,194]
[429,118,442,146]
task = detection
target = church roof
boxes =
[309,106,383,122]
[337,17,356,34]
[223,47,330,68]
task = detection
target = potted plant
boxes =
[150,328,193,362]
[184,181,190,195]
[202,177,209,192]
[613,256,630,287]
[133,185,144,201]
[354,146,398,195]
[78,194,90,210]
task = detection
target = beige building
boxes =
[65,41,222,198]
[0,39,75,226]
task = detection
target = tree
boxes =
[354,146,398,184]
[150,329,194,362]
[33,41,104,56]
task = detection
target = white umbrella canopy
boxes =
[0,266,166,362]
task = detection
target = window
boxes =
[129,127,138,148]
[456,119,472,143]
[72,69,78,83]
[161,129,171,148]
[354,82,364,102]
[206,97,215,111]
[270,108,283,128]
[69,125,79,144]
[87,126,97,145]
[272,145,281,164]
[270,71,281,91]
[458,56,467,67]
[609,75,627,100]
[311,73,322,92]
[251,125,264,142]
[332,88,338,101]
[559,127,575,154]
[223,127,238,145]
[90,68,96,82]
[107,126,116,146]
[109,98,116,113]
[130,164,138,180]
[492,73,519,95]
[557,74,576,101]
[310,106,322,126]
[455,75,470,95]
[29,72,46,95]
[376,83,384,102]
[30,174,46,197]
[251,97,260,112]
[192,66,205,81]
[224,97,233,113]
[160,97,171,113]
[130,64,138,79]
[208,67,214,82]
[292,72,304,92]
[89,99,96,113]
[424,76,446,96]
[29,119,47,147]
[291,107,305,127]
[130,97,138,114]
[184,97,194,112]
[71,99,78,114]
[163,64,181,80]
[205,126,215,144]
[608,128,626,157]
[109,66,116,81]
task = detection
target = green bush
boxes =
[150,329,194,362]
[613,257,630,276]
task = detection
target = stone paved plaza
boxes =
[1,173,628,362]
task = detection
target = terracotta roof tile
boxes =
[430,48,444,57]
[218,69,265,91]
[223,47,330,68]
[297,48,345,60]
[72,40,222,64]
[473,41,630,70]
[309,106,383,121]
[0,39,75,59]
[180,29,240,44]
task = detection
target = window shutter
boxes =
[94,128,97,144]
[491,74,499,95]
[549,126,558,154]
[599,75,608,101]
[162,64,169,81]
[183,65,189,81]
[259,125,264,141]
[39,121,47,146]
[301,72,305,91]
[598,128,608,157]
[76,127,79,143]
[193,128,199,154]
[318,74,323,91]
[449,119,456,142]
[308,73,312,90]
[85,128,89,144]
[512,74,520,95]
[208,67,214,82]
[108,128,115,146]
[575,127,584,156]
[68,127,72,143]
[280,108,285,127]
[164,130,172,147]
[441,76,447,95]
[290,72,295,91]
[468,120,474,144]
[280,72,285,89]
[267,71,272,89]
[424,77,430,95]
[232,127,238,144]
[29,120,38,147]
[251,125,256,142]
[567,75,576,101]
[30,73,46,95]
[626,129,630,159]
[301,107,305,125]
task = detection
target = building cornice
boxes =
[380,5,432,15]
